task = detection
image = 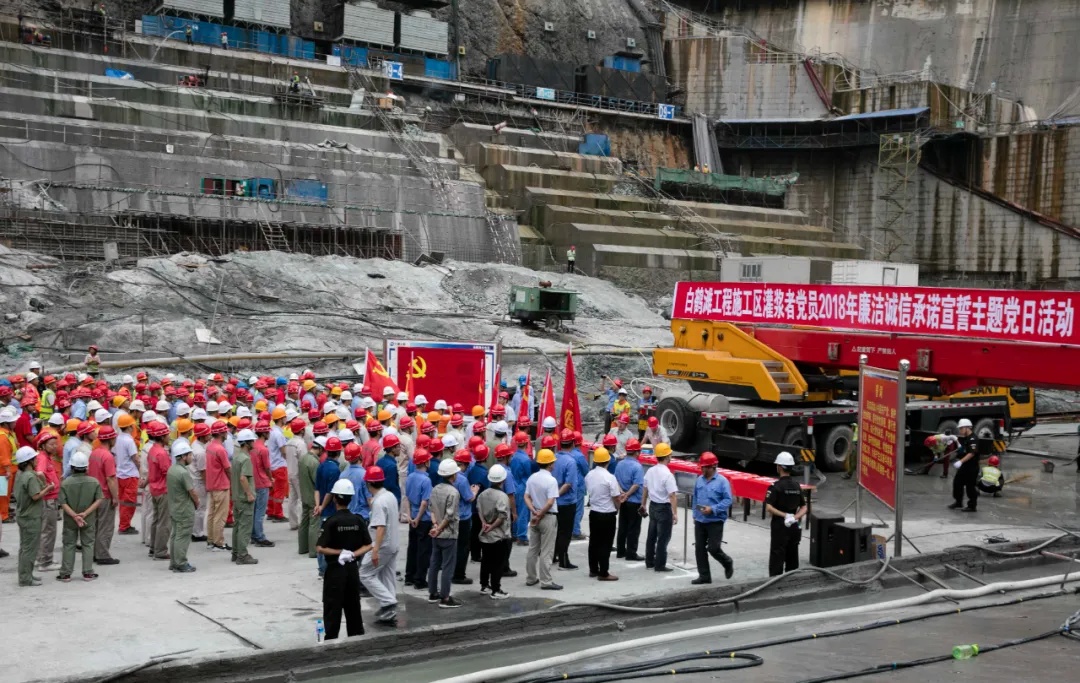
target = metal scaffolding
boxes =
[875,132,925,260]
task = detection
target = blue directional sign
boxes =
[657,103,676,120]
[383,61,404,81]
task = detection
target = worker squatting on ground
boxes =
[764,452,807,577]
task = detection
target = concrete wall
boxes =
[706,0,1080,118]
[975,127,1080,227]
[666,35,831,119]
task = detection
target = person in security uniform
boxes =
[316,478,373,640]
[763,451,806,577]
[948,418,980,512]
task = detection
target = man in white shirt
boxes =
[524,449,562,591]
[583,446,622,581]
[641,443,679,572]
[284,417,307,530]
[640,416,670,447]
[360,465,400,623]
[188,423,210,542]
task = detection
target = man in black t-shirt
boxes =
[316,479,373,640]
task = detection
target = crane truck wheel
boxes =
[937,419,958,436]
[973,418,996,441]
[818,425,854,472]
[656,396,695,451]
[782,427,809,448]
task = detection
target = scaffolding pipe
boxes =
[47,347,656,373]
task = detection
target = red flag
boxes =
[489,365,501,413]
[364,348,400,404]
[519,367,531,419]
[537,367,556,429]
[559,348,582,433]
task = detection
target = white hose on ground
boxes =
[430,572,1080,683]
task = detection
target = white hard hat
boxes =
[171,439,193,458]
[142,410,159,423]
[314,435,328,449]
[331,479,355,496]
[70,451,90,469]
[129,399,146,412]
[383,387,395,396]
[155,400,170,412]
[207,374,216,381]
[28,361,42,371]
[488,463,508,483]
[334,406,350,421]
[617,387,628,395]
[542,416,557,429]
[236,406,252,419]
[434,399,448,411]
[415,394,428,405]
[217,401,232,414]
[340,391,353,401]
[94,408,111,424]
[165,373,176,381]
[26,371,38,382]
[248,376,259,386]
[338,428,355,443]
[352,383,364,393]
[362,397,377,409]
[86,400,103,412]
[0,407,17,423]
[383,426,398,438]
[236,428,256,443]
[323,402,337,414]
[122,375,134,384]
[957,419,973,429]
[192,408,208,421]
[289,373,300,381]
[493,420,509,435]
[774,451,796,467]
[176,403,191,416]
[438,459,459,477]
[442,433,459,449]
[205,400,219,413]
[48,413,65,427]
[15,446,37,465]
[285,407,299,422]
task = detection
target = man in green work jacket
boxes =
[59,451,103,582]
[168,439,199,573]
[231,429,259,565]
[299,432,323,556]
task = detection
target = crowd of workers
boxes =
[0,354,809,640]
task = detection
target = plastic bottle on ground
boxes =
[952,644,978,660]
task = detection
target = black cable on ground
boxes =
[520,589,1076,683]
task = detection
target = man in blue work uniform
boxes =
[690,451,734,584]
[492,443,519,576]
[314,437,346,578]
[427,437,449,488]
[467,443,490,562]
[570,433,589,540]
[614,440,644,561]
[451,448,480,584]
[509,431,534,546]
[377,434,402,504]
[593,376,622,433]
[552,429,578,569]
[404,448,433,590]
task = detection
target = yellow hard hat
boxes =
[654,443,673,458]
[303,379,316,391]
[536,448,556,465]
[271,405,287,420]
[254,399,267,412]
[65,418,82,434]
[330,386,342,396]
[176,418,194,434]
[592,446,610,464]
[377,409,392,422]
[471,405,486,418]
[111,395,127,408]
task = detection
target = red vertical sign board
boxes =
[859,372,899,509]
[395,347,486,411]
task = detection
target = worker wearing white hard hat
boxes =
[167,438,198,573]
[948,418,980,512]
[764,451,805,576]
[122,375,134,386]
[217,401,232,415]
[433,399,448,412]
[13,444,54,585]
[316,476,372,640]
[60,447,104,581]
[231,428,259,565]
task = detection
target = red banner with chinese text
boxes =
[671,282,1080,346]
[859,371,899,509]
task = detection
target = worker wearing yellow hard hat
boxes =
[584,446,620,581]
[524,448,561,590]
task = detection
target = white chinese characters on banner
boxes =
[674,283,1077,344]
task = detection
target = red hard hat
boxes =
[642,386,652,393]
[625,438,642,453]
[472,443,489,460]
[399,415,415,430]
[472,421,487,434]
[35,431,57,448]
[149,382,161,391]
[421,420,437,434]
[491,404,505,416]
[559,428,574,443]
[541,435,557,449]
[413,448,432,466]
[573,430,582,445]
[354,407,368,419]
[648,416,659,429]
[257,411,271,423]
[452,449,472,464]
[312,420,328,435]
[360,385,371,396]
[345,419,360,432]
[147,421,169,438]
[237,418,252,430]
[416,434,431,450]
[383,433,401,449]
[164,386,176,397]
[254,420,271,434]
[301,371,314,381]
[364,465,385,482]
[367,419,383,433]
[699,451,719,467]
[514,431,531,445]
[76,421,98,437]
[517,416,532,428]
[618,413,631,424]
[468,435,485,449]
[43,374,56,385]
[406,402,417,413]
[988,455,1000,466]
[97,425,117,440]
[452,403,464,413]
[193,423,211,438]
[450,414,464,427]
[210,420,229,435]
[0,386,11,398]
[344,442,362,462]
[135,383,147,393]
[612,378,623,388]
[290,418,306,433]
[495,443,512,458]
[429,438,445,453]
[325,437,343,453]
[308,408,320,420]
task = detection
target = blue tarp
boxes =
[105,69,133,79]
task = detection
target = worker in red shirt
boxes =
[146,421,173,561]
[15,394,37,448]
[34,431,62,570]
[204,421,232,552]
[250,420,275,547]
[88,425,120,565]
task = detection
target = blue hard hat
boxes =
[500,380,508,388]
[275,377,287,386]
[0,379,11,388]
[518,375,527,384]
[237,381,248,389]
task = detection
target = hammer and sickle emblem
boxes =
[410,356,428,379]
[562,410,574,430]
[372,361,390,378]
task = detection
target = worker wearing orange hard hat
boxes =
[0,407,17,537]
[113,412,142,536]
[266,405,290,522]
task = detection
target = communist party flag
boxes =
[489,365,501,413]
[519,367,531,416]
[559,347,582,433]
[536,367,557,429]
[364,348,400,404]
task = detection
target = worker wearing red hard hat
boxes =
[376,433,402,507]
[404,448,434,590]
[636,386,656,439]
[550,428,579,570]
[508,432,534,545]
[249,421,275,549]
[690,451,734,584]
[145,419,174,561]
[640,415,670,449]
[188,421,212,543]
[34,430,62,570]
[977,455,1004,497]
[204,420,233,552]
[606,412,634,458]
[614,437,644,562]
[360,464,400,623]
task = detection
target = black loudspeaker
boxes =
[834,522,875,565]
[809,512,846,568]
